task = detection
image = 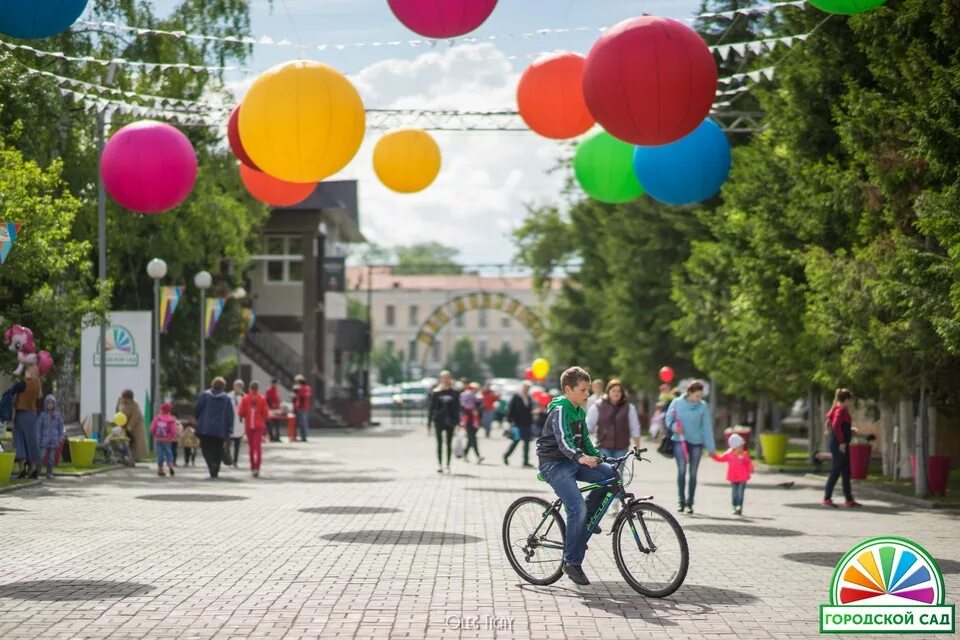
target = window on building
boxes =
[501,316,511,328]
[479,308,488,328]
[432,339,442,362]
[260,235,304,284]
[385,305,396,327]
[409,305,419,326]
[455,312,465,328]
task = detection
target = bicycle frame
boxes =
[528,454,659,554]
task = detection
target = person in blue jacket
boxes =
[194,377,235,479]
[665,381,715,514]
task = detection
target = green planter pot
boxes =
[760,433,789,465]
[68,438,97,469]
[0,451,15,485]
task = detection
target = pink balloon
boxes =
[387,0,498,38]
[101,121,197,214]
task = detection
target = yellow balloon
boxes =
[239,60,366,183]
[373,129,441,193]
[531,358,550,380]
[113,411,128,427]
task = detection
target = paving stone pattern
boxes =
[0,419,957,639]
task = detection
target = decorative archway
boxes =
[412,292,546,365]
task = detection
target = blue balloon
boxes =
[0,0,88,39]
[632,119,732,206]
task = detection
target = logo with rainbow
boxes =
[820,536,954,634]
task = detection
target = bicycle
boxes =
[502,447,689,597]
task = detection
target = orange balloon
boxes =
[239,164,316,207]
[517,52,595,140]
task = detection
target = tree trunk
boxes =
[731,397,744,426]
[880,396,895,477]
[754,395,768,460]
[897,395,914,479]
[54,347,79,423]
[772,403,783,433]
[915,382,929,497]
[807,388,817,465]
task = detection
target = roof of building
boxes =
[345,266,561,292]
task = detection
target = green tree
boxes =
[394,242,463,275]
[372,343,403,385]
[444,337,484,382]
[485,343,520,378]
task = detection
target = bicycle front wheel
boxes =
[502,496,566,585]
[612,500,689,597]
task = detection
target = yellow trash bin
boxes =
[0,451,15,485]
[760,433,789,465]
[68,438,98,469]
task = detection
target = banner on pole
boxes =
[241,308,256,338]
[159,286,185,334]
[205,297,225,338]
[0,222,22,264]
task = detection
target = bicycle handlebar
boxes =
[601,446,648,465]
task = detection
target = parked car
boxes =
[371,385,401,409]
[398,382,431,409]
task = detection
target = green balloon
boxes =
[808,0,886,15]
[573,130,645,204]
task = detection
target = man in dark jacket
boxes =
[195,377,234,478]
[427,370,460,474]
[503,382,534,467]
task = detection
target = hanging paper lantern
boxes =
[531,358,550,380]
[373,129,441,193]
[659,366,674,384]
[227,105,258,170]
[573,130,645,204]
[239,164,316,208]
[516,52,594,140]
[632,119,731,206]
[808,0,886,14]
[583,16,717,146]
[0,0,88,39]
[101,120,197,214]
[387,0,498,38]
[239,60,365,184]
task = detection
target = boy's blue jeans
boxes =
[538,457,617,566]
[156,442,174,466]
[673,441,704,507]
[731,481,746,508]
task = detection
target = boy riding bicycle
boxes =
[536,366,618,586]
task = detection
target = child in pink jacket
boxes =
[710,433,754,515]
[149,403,180,478]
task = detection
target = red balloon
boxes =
[228,105,259,170]
[583,16,717,146]
[659,366,675,384]
[524,367,535,381]
[388,0,498,39]
[240,164,316,207]
[517,52,595,140]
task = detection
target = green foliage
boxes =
[372,343,403,385]
[485,342,520,378]
[394,242,463,275]
[444,337,484,382]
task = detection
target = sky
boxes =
[153,1,706,265]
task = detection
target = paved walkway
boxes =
[0,419,957,639]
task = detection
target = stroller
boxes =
[95,426,135,467]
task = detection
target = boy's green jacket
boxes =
[536,396,600,461]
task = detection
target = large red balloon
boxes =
[387,0,498,38]
[659,366,675,384]
[583,16,717,146]
[239,164,316,207]
[517,52,595,140]
[228,105,258,170]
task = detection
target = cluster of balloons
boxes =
[523,357,550,382]
[0,0,88,39]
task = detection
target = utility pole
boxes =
[96,64,117,435]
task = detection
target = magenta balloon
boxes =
[101,120,197,214]
[387,0,498,38]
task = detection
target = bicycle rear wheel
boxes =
[612,500,689,597]
[502,496,566,585]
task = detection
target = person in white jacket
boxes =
[229,380,246,468]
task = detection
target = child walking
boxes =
[149,403,179,477]
[710,433,754,515]
[37,395,65,479]
[179,423,199,467]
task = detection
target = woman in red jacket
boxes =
[238,381,270,478]
[823,388,861,508]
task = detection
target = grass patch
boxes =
[54,462,118,475]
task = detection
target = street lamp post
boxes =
[194,271,212,393]
[147,259,168,419]
[231,287,247,380]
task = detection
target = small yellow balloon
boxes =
[113,411,128,427]
[240,60,366,183]
[531,358,550,380]
[373,129,441,193]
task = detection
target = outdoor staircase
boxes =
[240,324,347,428]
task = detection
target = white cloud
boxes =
[330,43,568,265]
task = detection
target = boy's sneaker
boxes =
[563,564,590,586]
[844,500,862,508]
[822,499,838,508]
